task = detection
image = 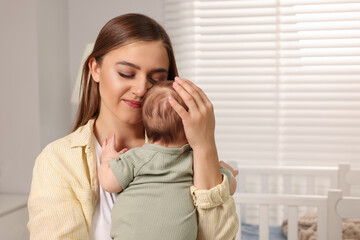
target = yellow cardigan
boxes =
[28,119,239,240]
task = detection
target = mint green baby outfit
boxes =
[109,143,197,240]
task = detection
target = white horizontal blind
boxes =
[165,0,360,168]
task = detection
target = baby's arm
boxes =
[98,135,127,193]
[220,161,238,195]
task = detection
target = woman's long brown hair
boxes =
[72,13,178,132]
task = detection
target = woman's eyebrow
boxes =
[116,61,141,70]
[116,61,168,73]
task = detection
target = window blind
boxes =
[164,0,360,168]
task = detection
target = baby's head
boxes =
[142,81,188,146]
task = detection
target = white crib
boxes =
[232,163,360,240]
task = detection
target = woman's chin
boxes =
[123,117,143,126]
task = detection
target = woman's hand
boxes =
[169,77,222,189]
[169,77,216,149]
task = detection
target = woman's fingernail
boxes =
[175,77,182,83]
[168,96,174,102]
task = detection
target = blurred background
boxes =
[1,0,360,238]
[0,0,165,195]
[0,1,164,237]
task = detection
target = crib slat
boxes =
[283,176,291,218]
[238,174,247,223]
[236,204,241,240]
[259,205,269,240]
[240,204,246,223]
[284,175,291,194]
[306,176,315,195]
[261,175,269,193]
[330,175,337,189]
[238,175,246,193]
[338,163,350,195]
[288,206,298,240]
[327,190,342,240]
[345,169,360,196]
[317,205,327,240]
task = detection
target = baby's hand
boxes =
[219,161,238,196]
[219,161,239,178]
[100,134,128,163]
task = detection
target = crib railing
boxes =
[235,163,352,194]
[234,189,360,240]
[234,163,352,223]
[234,193,328,240]
[232,163,360,240]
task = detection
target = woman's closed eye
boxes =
[148,75,166,83]
[118,72,167,83]
[148,77,163,83]
[119,72,134,78]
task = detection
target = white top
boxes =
[91,137,116,240]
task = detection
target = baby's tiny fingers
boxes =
[119,148,128,154]
[107,134,116,147]
[102,138,108,148]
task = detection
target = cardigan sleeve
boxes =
[191,174,239,240]
[27,149,90,240]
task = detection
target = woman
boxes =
[28,13,239,240]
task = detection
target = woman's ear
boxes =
[89,57,101,83]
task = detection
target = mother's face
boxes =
[90,40,170,126]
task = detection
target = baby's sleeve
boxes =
[220,165,233,185]
[109,155,135,190]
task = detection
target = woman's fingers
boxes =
[174,77,205,110]
[170,76,216,149]
[182,78,212,108]
[168,96,189,121]
[172,80,199,112]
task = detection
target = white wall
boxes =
[0,0,165,195]
[0,0,41,194]
[67,0,165,120]
[38,0,71,147]
[0,0,70,194]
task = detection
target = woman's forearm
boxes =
[193,142,222,189]
[169,77,222,189]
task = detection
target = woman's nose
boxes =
[132,77,150,98]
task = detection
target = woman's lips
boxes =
[123,100,142,108]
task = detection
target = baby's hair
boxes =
[142,81,188,145]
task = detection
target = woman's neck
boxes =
[94,116,145,151]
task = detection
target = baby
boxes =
[98,81,236,240]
